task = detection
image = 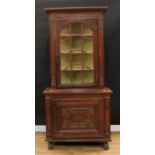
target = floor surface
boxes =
[35,132,120,155]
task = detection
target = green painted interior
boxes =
[60,38,70,53]
[83,39,93,53]
[61,55,93,70]
[60,22,94,85]
[61,71,94,84]
[72,37,82,50]
[83,25,93,35]
[84,55,94,69]
[61,72,72,84]
[60,23,93,35]
[61,26,70,34]
[60,55,71,70]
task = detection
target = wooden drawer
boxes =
[51,98,105,138]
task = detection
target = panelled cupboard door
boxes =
[51,98,105,138]
[56,19,99,88]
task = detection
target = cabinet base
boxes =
[48,141,55,149]
[47,139,109,150]
[102,142,109,150]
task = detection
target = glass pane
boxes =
[61,72,71,84]
[84,55,94,70]
[59,23,95,86]
[83,24,93,35]
[72,23,81,34]
[72,72,83,84]
[83,38,93,53]
[60,55,71,70]
[72,37,82,51]
[84,71,94,83]
[72,55,82,68]
[60,38,70,53]
[61,25,70,34]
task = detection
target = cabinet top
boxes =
[43,87,113,95]
[44,6,108,14]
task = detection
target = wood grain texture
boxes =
[35,132,120,155]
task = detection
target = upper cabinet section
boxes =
[45,7,108,88]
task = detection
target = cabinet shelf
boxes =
[60,34,93,37]
[62,69,93,72]
[62,64,93,72]
[61,50,93,55]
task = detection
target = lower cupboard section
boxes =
[50,98,105,138]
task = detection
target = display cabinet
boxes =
[43,6,113,150]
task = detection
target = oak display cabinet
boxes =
[43,6,113,150]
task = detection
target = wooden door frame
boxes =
[55,19,99,88]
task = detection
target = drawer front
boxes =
[51,98,105,138]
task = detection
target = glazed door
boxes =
[56,20,98,88]
[52,98,105,138]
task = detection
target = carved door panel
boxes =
[52,98,105,138]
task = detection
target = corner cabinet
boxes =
[43,7,113,150]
